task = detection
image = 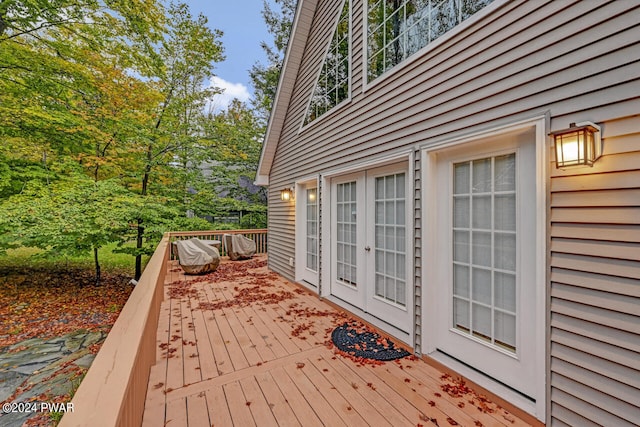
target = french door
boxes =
[298,183,319,287]
[432,133,538,399]
[330,164,411,332]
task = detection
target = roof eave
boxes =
[257,0,318,183]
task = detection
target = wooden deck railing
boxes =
[169,228,268,258]
[59,229,267,427]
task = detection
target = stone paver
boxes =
[0,330,105,426]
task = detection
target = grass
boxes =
[0,242,150,276]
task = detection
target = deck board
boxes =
[253,370,303,427]
[142,256,537,427]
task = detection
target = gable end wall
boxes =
[265,0,640,423]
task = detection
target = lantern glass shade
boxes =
[280,188,293,202]
[552,122,601,168]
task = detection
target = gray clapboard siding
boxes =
[549,111,639,425]
[552,359,639,411]
[551,238,640,260]
[551,342,640,389]
[551,300,639,342]
[552,283,640,316]
[551,314,640,354]
[551,189,640,207]
[550,401,600,427]
[551,224,640,243]
[264,0,640,422]
[551,268,640,297]
[550,380,638,427]
[551,328,638,374]
[554,252,638,279]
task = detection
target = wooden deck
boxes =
[142,255,534,427]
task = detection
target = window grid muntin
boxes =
[304,0,350,125]
[336,181,357,286]
[374,173,406,306]
[306,188,318,272]
[367,0,494,82]
[452,153,517,352]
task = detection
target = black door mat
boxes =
[331,322,411,361]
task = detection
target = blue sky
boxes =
[183,0,273,111]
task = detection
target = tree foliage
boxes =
[0,0,267,281]
[250,0,296,122]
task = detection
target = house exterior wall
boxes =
[266,0,640,423]
[548,116,640,427]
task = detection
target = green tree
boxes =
[204,101,264,196]
[129,1,224,279]
[249,0,296,122]
[0,171,140,284]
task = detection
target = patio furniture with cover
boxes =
[174,238,220,274]
[223,234,256,260]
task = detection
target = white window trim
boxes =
[299,0,353,133]
[421,116,547,421]
[362,0,507,94]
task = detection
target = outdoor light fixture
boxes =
[280,187,294,202]
[551,121,602,168]
[308,190,316,202]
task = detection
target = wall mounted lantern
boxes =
[550,121,602,168]
[280,187,294,202]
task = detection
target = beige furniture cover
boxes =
[175,238,220,274]
[224,234,257,260]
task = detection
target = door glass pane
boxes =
[453,196,470,228]
[495,312,516,350]
[472,158,491,193]
[454,297,469,330]
[472,303,491,340]
[494,232,516,271]
[494,154,516,191]
[452,154,517,352]
[453,230,469,263]
[306,188,318,272]
[454,162,470,194]
[472,195,491,229]
[336,182,357,286]
[495,272,516,312]
[374,173,406,306]
[494,194,516,231]
[453,264,469,298]
[472,231,491,267]
[471,268,491,305]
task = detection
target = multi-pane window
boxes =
[304,0,350,124]
[452,153,517,352]
[336,182,357,285]
[306,188,318,272]
[367,0,494,82]
[374,173,406,306]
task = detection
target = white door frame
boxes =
[295,178,320,290]
[421,116,547,421]
[319,151,415,345]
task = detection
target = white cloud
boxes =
[207,76,251,112]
